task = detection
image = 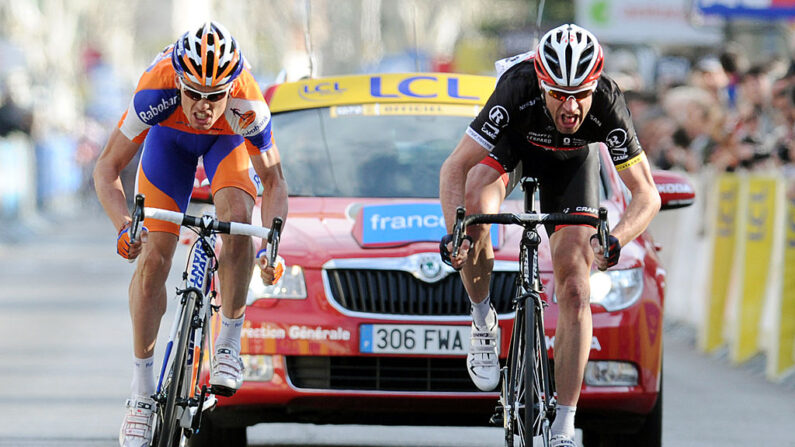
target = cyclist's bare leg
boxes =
[548,225,595,406]
[213,187,255,319]
[460,164,505,303]
[129,232,179,359]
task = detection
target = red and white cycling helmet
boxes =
[534,24,604,87]
[171,21,244,87]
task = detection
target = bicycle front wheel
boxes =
[156,291,199,447]
[504,295,550,447]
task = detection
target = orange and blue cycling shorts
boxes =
[136,125,258,235]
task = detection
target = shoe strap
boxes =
[550,435,577,447]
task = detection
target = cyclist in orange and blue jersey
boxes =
[93,21,288,447]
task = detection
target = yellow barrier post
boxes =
[767,186,795,379]
[731,175,779,364]
[700,174,741,353]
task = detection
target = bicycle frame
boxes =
[500,178,556,447]
[127,194,281,447]
[156,228,217,396]
[154,213,219,446]
[450,178,606,447]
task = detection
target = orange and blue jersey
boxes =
[118,45,273,153]
[118,46,272,235]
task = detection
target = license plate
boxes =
[359,324,479,355]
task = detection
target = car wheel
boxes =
[188,414,247,447]
[619,379,662,447]
[581,372,663,447]
[612,373,663,447]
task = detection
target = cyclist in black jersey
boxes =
[439,24,660,447]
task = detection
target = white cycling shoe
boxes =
[466,305,500,391]
[550,434,577,447]
[209,346,244,395]
[119,394,157,447]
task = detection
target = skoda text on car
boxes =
[195,73,694,444]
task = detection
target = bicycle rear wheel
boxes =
[155,291,199,447]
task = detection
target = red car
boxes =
[191,73,695,447]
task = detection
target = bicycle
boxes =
[128,193,283,447]
[450,177,607,447]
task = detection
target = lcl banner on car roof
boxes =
[267,73,496,113]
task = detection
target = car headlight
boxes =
[589,268,643,312]
[241,355,274,382]
[247,264,307,303]
[584,361,638,386]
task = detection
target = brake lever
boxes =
[597,207,609,260]
[451,206,466,258]
[130,194,145,244]
[267,217,283,268]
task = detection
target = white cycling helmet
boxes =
[534,24,604,87]
[171,21,244,87]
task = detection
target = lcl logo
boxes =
[298,82,346,101]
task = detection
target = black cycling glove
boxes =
[591,233,621,268]
[591,234,621,268]
[439,233,473,270]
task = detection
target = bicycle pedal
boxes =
[202,394,218,412]
[209,385,237,397]
[489,405,504,426]
[489,412,504,426]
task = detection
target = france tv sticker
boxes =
[360,203,498,247]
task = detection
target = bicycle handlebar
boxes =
[130,193,283,256]
[450,205,609,259]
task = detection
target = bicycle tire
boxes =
[503,302,523,447]
[532,300,553,447]
[156,291,199,447]
[522,296,535,447]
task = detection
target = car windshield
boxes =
[271,104,609,201]
[271,105,472,198]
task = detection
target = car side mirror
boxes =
[653,170,695,210]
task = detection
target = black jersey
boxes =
[467,57,645,172]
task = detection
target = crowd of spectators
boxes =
[610,43,795,180]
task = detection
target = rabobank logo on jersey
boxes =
[134,89,179,125]
[357,203,499,248]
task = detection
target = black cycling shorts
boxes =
[481,142,601,235]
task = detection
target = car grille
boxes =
[325,270,518,315]
[286,356,482,392]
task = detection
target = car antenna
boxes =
[412,1,420,72]
[304,0,315,78]
[533,0,546,46]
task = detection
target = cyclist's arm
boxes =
[439,134,490,233]
[250,141,288,248]
[93,127,142,232]
[611,153,661,247]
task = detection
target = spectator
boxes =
[691,56,731,108]
[719,43,749,109]
[0,73,33,137]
